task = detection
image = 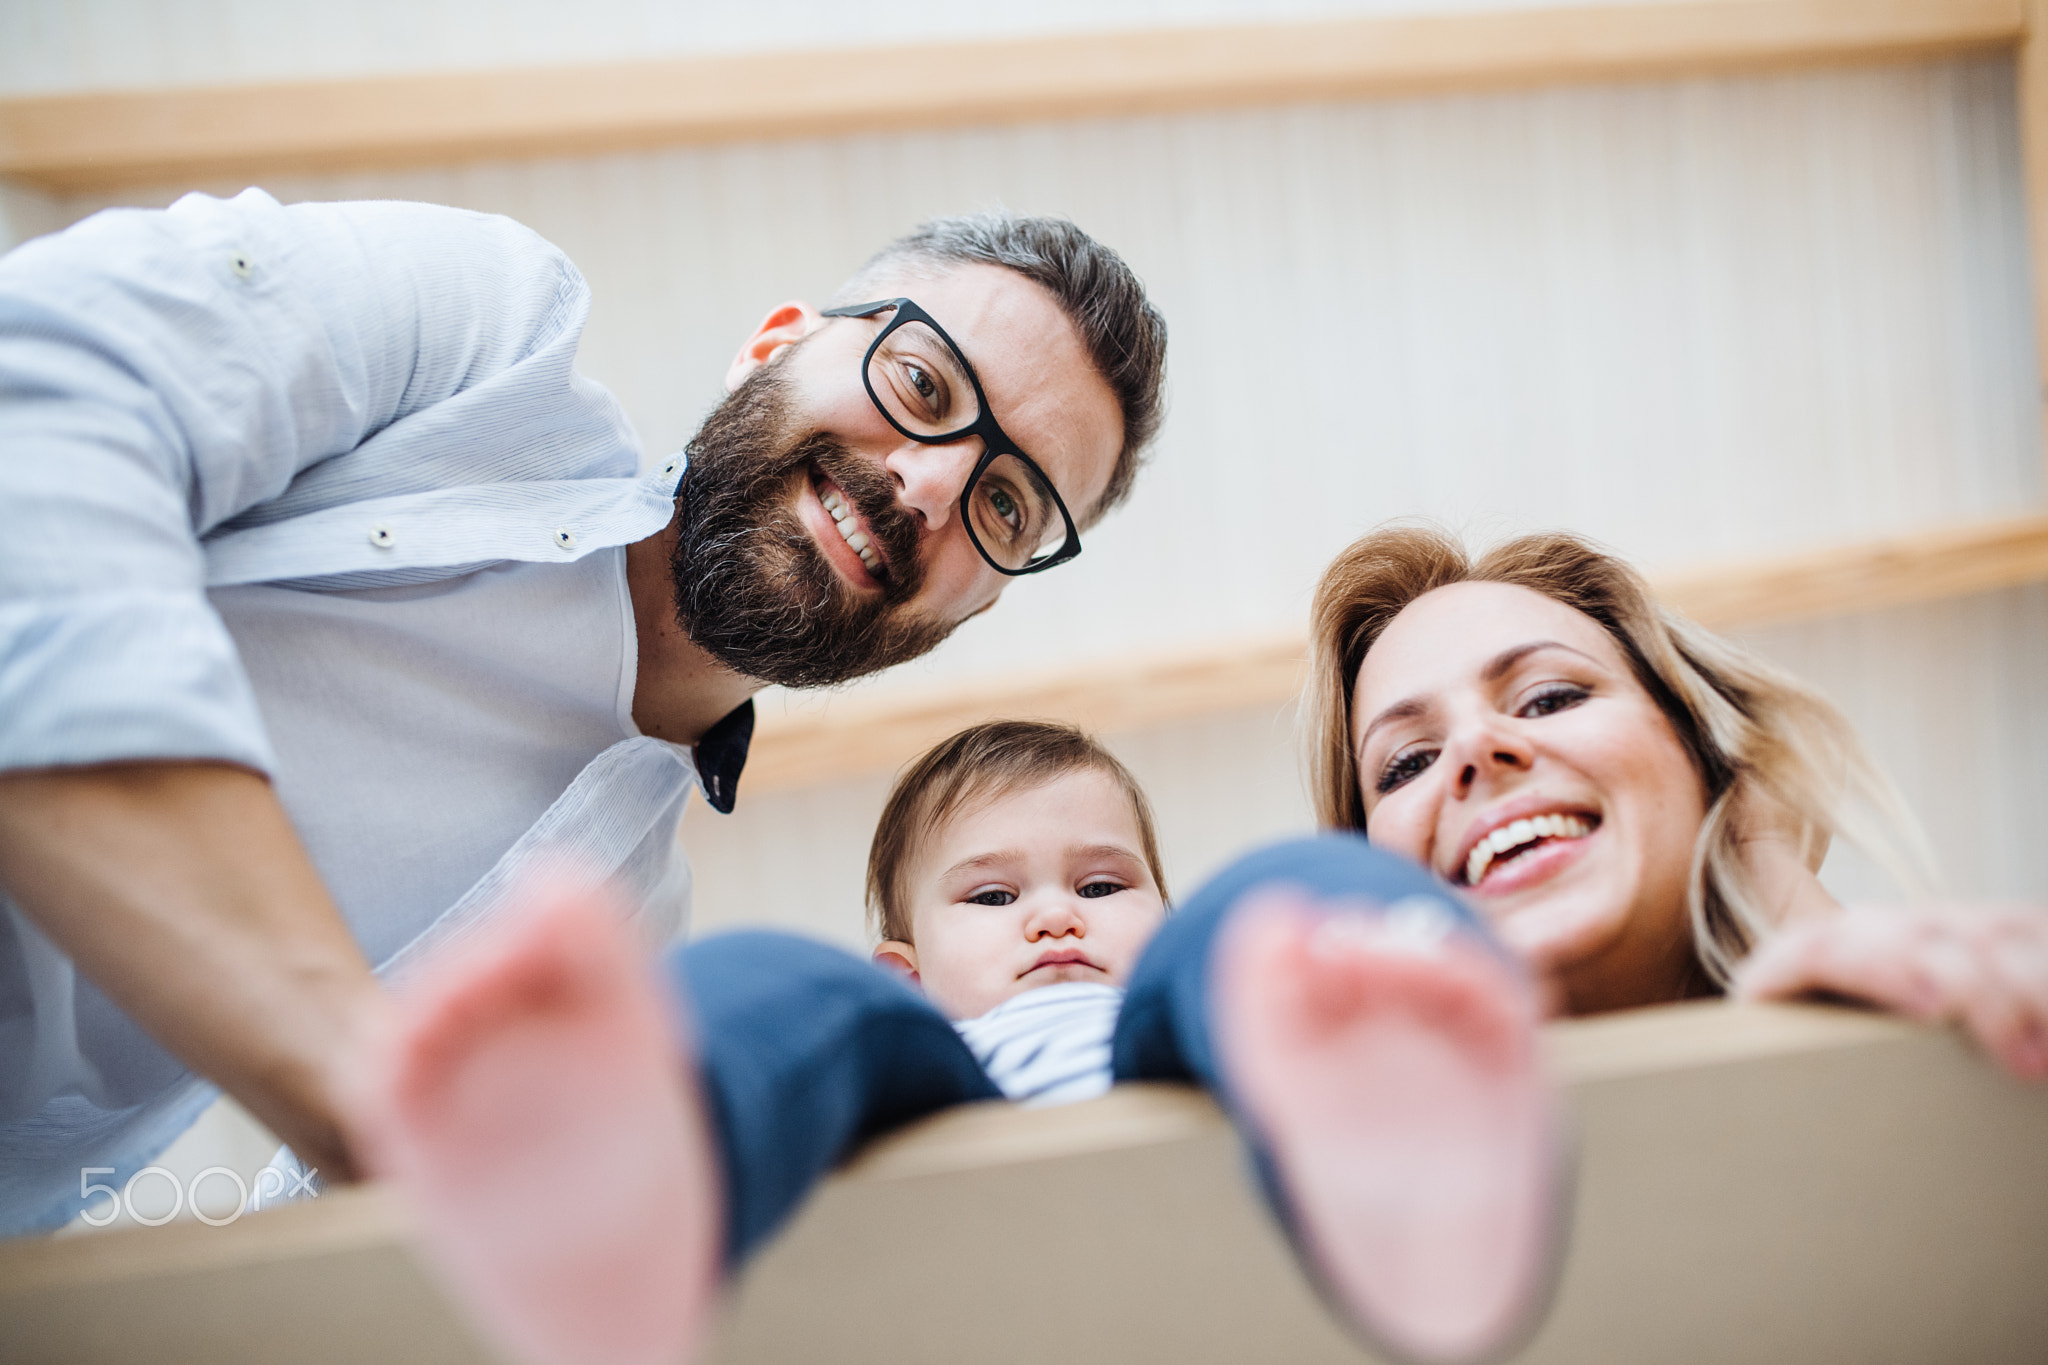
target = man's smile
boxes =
[799,469,890,591]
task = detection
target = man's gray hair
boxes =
[835,212,1167,524]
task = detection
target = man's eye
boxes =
[1520,684,1589,719]
[1375,747,1437,795]
[1077,881,1125,899]
[988,487,1021,530]
[895,359,949,420]
[966,888,1015,907]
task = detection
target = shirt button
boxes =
[660,458,680,478]
[368,524,396,549]
[553,528,577,551]
[229,251,255,279]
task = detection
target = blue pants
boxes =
[669,834,1487,1266]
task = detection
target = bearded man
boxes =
[0,190,1165,1233]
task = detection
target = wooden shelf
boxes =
[1655,509,2048,630]
[0,0,2021,192]
[744,631,1308,794]
[743,512,2048,794]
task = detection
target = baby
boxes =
[866,720,1172,1107]
[350,721,1561,1365]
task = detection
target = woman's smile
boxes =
[1459,814,1600,895]
[1449,803,1602,890]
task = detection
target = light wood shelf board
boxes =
[1656,510,2048,630]
[0,0,2021,192]
[743,630,1308,793]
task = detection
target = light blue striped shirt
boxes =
[954,982,1123,1107]
[0,189,703,1232]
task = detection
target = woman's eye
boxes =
[1077,880,1125,899]
[1519,684,1589,719]
[1376,747,1437,795]
[965,888,1015,907]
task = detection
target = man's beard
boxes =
[668,365,962,688]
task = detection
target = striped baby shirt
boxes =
[953,982,1125,1107]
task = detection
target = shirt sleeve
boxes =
[0,189,600,773]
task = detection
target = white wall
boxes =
[6,23,2043,934]
[1746,582,2048,906]
[0,181,60,250]
[42,57,2042,674]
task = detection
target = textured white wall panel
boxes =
[0,182,61,250]
[16,54,2045,927]
[1743,583,2048,905]
[1,0,1698,96]
[47,55,2042,697]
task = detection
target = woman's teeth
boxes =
[1465,813,1593,887]
[820,488,881,574]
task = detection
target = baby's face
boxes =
[878,768,1167,1020]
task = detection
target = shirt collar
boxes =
[692,699,755,814]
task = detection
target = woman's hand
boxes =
[1733,904,2048,1082]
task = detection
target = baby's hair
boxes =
[866,720,1168,944]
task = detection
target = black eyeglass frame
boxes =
[820,297,1083,576]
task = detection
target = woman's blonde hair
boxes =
[1306,522,1931,985]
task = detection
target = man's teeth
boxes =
[820,488,881,573]
[1465,813,1593,887]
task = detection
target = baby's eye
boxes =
[1376,747,1436,795]
[965,888,1016,907]
[1077,880,1125,899]
[1519,683,1590,719]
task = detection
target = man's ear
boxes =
[872,941,920,983]
[726,301,824,391]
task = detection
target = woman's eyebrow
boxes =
[1480,639,1599,682]
[1358,697,1430,752]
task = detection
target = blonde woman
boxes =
[1306,522,2048,1078]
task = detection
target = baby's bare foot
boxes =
[1215,889,1560,1364]
[348,873,722,1365]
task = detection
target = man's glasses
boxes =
[820,298,1083,576]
